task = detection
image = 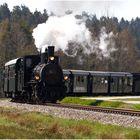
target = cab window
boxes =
[26,58,32,68]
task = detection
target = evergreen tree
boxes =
[0,3,10,22]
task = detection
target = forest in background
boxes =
[0,3,140,72]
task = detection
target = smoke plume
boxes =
[99,27,115,57]
[32,14,115,57]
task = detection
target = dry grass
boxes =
[0,107,140,139]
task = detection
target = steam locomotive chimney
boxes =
[41,48,48,64]
[48,46,54,58]
[48,46,55,63]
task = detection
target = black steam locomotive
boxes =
[3,45,140,102]
[4,46,66,103]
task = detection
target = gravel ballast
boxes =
[0,99,140,129]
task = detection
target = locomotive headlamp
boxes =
[50,56,54,61]
[35,75,40,80]
[64,76,68,80]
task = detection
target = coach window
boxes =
[127,77,133,86]
[101,77,105,83]
[81,76,84,83]
[93,77,97,84]
[77,76,80,82]
[9,65,15,78]
[104,77,108,84]
[75,76,80,85]
[124,77,128,85]
[111,78,114,83]
[26,58,32,68]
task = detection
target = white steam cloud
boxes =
[32,14,115,57]
[99,27,115,57]
[33,14,92,55]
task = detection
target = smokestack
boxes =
[41,48,48,64]
[48,46,54,58]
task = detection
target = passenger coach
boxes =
[63,70,140,96]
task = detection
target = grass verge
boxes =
[0,107,140,139]
[60,97,140,110]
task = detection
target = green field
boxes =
[0,107,140,139]
[60,97,140,110]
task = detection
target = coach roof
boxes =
[5,58,21,67]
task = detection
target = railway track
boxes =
[44,103,140,117]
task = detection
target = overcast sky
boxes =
[0,0,140,20]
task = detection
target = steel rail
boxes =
[44,103,140,117]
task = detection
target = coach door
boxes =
[110,77,118,93]
[73,75,88,93]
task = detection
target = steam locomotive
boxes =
[3,46,66,103]
[3,45,140,102]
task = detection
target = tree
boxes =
[119,18,129,31]
[11,6,22,21]
[109,29,138,72]
[0,3,10,22]
[0,19,13,65]
[86,15,100,37]
[10,21,37,57]
[33,9,48,27]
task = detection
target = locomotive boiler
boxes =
[4,46,66,103]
